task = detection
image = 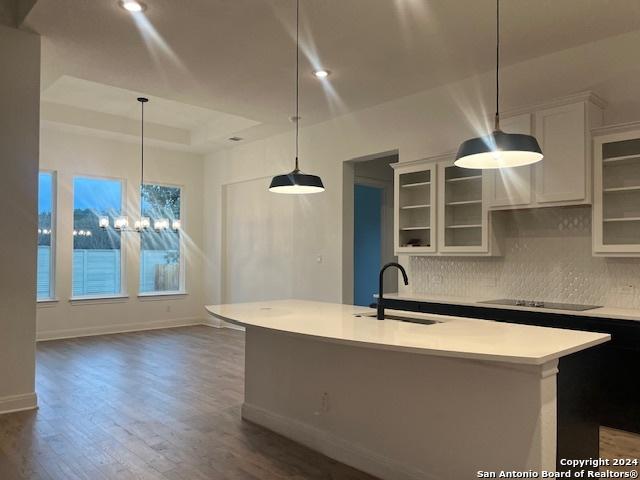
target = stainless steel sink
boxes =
[354,313,439,325]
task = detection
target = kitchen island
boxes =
[205,300,610,480]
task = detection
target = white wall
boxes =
[203,29,640,307]
[0,24,40,413]
[221,177,294,303]
[37,128,206,340]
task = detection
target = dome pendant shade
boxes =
[269,168,325,194]
[456,0,543,170]
[269,0,325,195]
[454,130,543,169]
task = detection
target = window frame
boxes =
[70,173,128,300]
[37,170,57,302]
[137,181,186,296]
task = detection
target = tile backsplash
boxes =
[409,206,640,309]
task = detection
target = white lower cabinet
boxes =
[593,123,640,256]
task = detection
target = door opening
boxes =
[346,152,398,306]
[354,184,383,306]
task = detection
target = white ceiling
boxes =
[41,76,260,152]
[26,0,640,152]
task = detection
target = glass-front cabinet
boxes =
[437,160,489,254]
[393,155,495,256]
[394,161,436,254]
[593,123,640,256]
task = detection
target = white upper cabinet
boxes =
[488,113,534,209]
[393,161,436,255]
[534,102,589,205]
[488,94,604,210]
[438,159,492,255]
[393,156,497,256]
[593,123,640,257]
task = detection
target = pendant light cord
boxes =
[294,0,300,172]
[141,100,145,194]
[494,0,500,131]
[138,97,148,217]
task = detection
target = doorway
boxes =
[354,184,383,306]
[344,152,398,306]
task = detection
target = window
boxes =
[37,172,55,300]
[73,177,123,297]
[140,184,182,293]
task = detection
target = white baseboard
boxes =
[241,403,430,480]
[201,317,245,331]
[0,392,38,415]
[37,317,205,342]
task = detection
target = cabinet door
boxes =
[394,163,436,255]
[593,130,640,256]
[534,103,587,204]
[488,114,534,209]
[437,160,489,254]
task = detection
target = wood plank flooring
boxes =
[0,325,637,479]
[0,327,375,480]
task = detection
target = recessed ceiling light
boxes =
[119,1,146,12]
[313,69,330,79]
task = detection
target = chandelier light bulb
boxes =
[114,216,129,230]
[154,219,169,231]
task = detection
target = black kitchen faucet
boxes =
[377,262,409,320]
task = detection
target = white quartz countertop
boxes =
[379,293,640,322]
[205,299,610,365]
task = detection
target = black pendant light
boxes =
[269,0,325,194]
[134,97,152,231]
[455,0,543,169]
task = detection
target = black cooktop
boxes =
[478,299,601,312]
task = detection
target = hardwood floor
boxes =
[0,326,637,479]
[0,327,375,480]
[601,427,640,473]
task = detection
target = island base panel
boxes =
[242,327,558,480]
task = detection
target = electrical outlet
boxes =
[316,255,323,264]
[314,392,331,416]
[432,275,443,285]
[321,392,330,413]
